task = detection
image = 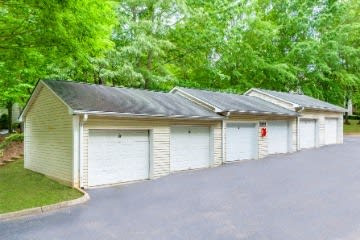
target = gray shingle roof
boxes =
[43,80,222,119]
[254,88,346,112]
[173,87,298,116]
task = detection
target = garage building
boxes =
[171,87,299,161]
[245,88,346,150]
[20,81,346,188]
[20,80,223,188]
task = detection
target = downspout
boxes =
[221,111,230,163]
[79,114,88,189]
[222,120,225,164]
[295,107,305,151]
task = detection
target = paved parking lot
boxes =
[1,137,360,240]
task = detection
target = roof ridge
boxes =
[42,79,169,94]
[38,80,223,119]
[254,88,345,111]
[176,86,298,116]
[176,86,244,95]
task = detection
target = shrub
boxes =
[0,133,24,150]
[0,114,8,129]
[348,115,360,120]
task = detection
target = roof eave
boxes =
[220,110,298,117]
[72,110,223,120]
[245,88,299,108]
[302,106,347,113]
[170,87,222,112]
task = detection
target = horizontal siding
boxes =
[82,117,222,188]
[24,86,73,184]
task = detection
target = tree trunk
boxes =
[344,95,351,125]
[144,50,153,89]
[6,101,13,132]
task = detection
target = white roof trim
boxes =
[73,110,223,120]
[225,110,298,116]
[245,88,299,108]
[245,88,346,113]
[170,87,222,112]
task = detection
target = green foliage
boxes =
[1,0,360,109]
[102,0,188,89]
[0,0,116,105]
[0,114,7,129]
[0,133,24,150]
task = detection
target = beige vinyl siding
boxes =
[225,115,297,159]
[24,85,73,185]
[299,110,343,147]
[81,117,222,188]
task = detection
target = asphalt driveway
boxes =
[1,137,360,240]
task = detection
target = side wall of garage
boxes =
[224,115,297,161]
[24,85,74,185]
[299,110,343,148]
[81,117,222,188]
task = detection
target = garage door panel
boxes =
[88,130,149,187]
[325,118,337,145]
[299,119,316,149]
[170,126,210,172]
[226,123,257,162]
[268,121,289,154]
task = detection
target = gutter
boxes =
[72,110,223,121]
[221,119,226,163]
[79,114,88,189]
[218,110,298,117]
[295,107,305,151]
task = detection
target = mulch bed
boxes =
[0,141,24,164]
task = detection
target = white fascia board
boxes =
[245,88,299,108]
[72,110,223,120]
[302,106,347,113]
[171,88,222,112]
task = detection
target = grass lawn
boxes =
[0,160,83,214]
[344,119,360,134]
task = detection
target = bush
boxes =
[348,115,360,120]
[0,114,8,129]
[0,133,24,150]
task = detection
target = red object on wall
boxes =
[261,128,267,137]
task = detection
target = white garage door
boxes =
[170,126,210,172]
[267,121,289,154]
[88,130,149,187]
[325,118,338,145]
[226,123,257,162]
[299,119,316,149]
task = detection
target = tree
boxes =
[0,0,115,131]
[106,0,187,89]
